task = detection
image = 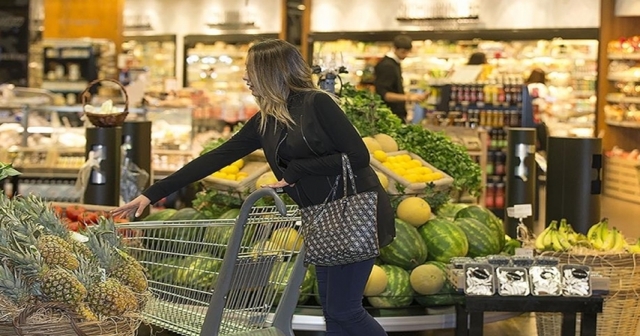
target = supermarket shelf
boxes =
[606,93,640,104]
[605,120,640,129]
[608,53,640,60]
[608,72,640,82]
[573,90,597,97]
[36,105,146,114]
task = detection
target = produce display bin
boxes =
[201,150,270,194]
[370,150,454,194]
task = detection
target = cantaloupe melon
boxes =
[364,264,388,296]
[255,171,278,190]
[410,264,446,295]
[376,171,389,191]
[362,137,382,154]
[270,227,303,251]
[374,133,399,152]
[397,197,432,227]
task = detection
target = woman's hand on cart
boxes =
[262,178,294,189]
[111,195,151,218]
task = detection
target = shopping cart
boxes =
[123,188,307,336]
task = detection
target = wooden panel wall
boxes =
[598,0,640,150]
[43,0,124,48]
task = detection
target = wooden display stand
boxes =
[597,0,640,151]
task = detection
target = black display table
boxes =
[455,295,604,336]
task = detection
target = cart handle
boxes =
[241,187,288,217]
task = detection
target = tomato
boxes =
[65,205,86,221]
[66,221,81,232]
[53,206,64,218]
[78,212,99,225]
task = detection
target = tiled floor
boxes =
[138,193,640,336]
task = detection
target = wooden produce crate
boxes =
[370,150,454,194]
[201,150,270,193]
[603,156,640,204]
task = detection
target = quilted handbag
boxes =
[300,153,380,266]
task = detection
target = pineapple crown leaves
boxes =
[0,261,38,304]
[72,254,104,289]
[13,195,70,239]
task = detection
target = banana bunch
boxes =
[535,219,587,252]
[587,218,626,252]
[626,239,640,254]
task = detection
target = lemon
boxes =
[373,150,388,162]
[236,175,246,181]
[400,154,412,162]
[432,172,444,180]
[409,159,422,168]
[221,165,240,175]
[393,167,407,175]
[237,171,249,178]
[225,173,237,181]
[420,167,433,174]
[212,171,225,179]
[382,162,394,169]
[232,159,245,169]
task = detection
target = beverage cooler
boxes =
[182,34,276,133]
[121,34,178,93]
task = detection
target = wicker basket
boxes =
[81,79,129,128]
[535,252,640,336]
[0,303,141,336]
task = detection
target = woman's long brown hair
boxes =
[246,39,330,134]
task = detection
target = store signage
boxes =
[397,0,480,21]
[0,0,29,86]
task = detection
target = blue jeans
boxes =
[315,258,388,336]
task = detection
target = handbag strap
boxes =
[341,153,358,196]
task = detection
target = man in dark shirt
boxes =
[374,35,426,122]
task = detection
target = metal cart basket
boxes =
[123,188,307,336]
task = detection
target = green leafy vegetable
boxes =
[339,84,482,196]
[0,162,20,181]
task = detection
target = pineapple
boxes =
[0,246,87,305]
[74,303,98,321]
[14,195,93,260]
[2,200,79,271]
[86,278,137,317]
[86,229,148,293]
[0,262,37,307]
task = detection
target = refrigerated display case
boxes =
[121,34,177,93]
[308,29,599,137]
[183,34,276,132]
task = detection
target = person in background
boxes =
[111,39,394,336]
[374,35,427,123]
[467,52,488,65]
[526,68,550,152]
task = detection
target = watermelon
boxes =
[367,265,414,308]
[455,205,505,250]
[379,218,428,270]
[272,263,315,305]
[142,208,177,221]
[418,218,468,263]
[455,217,501,257]
[169,207,201,221]
[174,252,222,289]
[436,203,469,220]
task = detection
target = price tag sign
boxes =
[508,204,532,219]
[515,248,535,257]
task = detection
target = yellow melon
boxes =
[364,265,388,296]
[410,264,445,295]
[396,197,432,227]
[255,171,278,190]
[374,133,399,152]
[362,137,382,154]
[375,171,389,191]
[270,227,303,251]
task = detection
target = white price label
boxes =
[511,204,532,218]
[515,248,535,257]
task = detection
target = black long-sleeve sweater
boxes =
[143,90,395,247]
